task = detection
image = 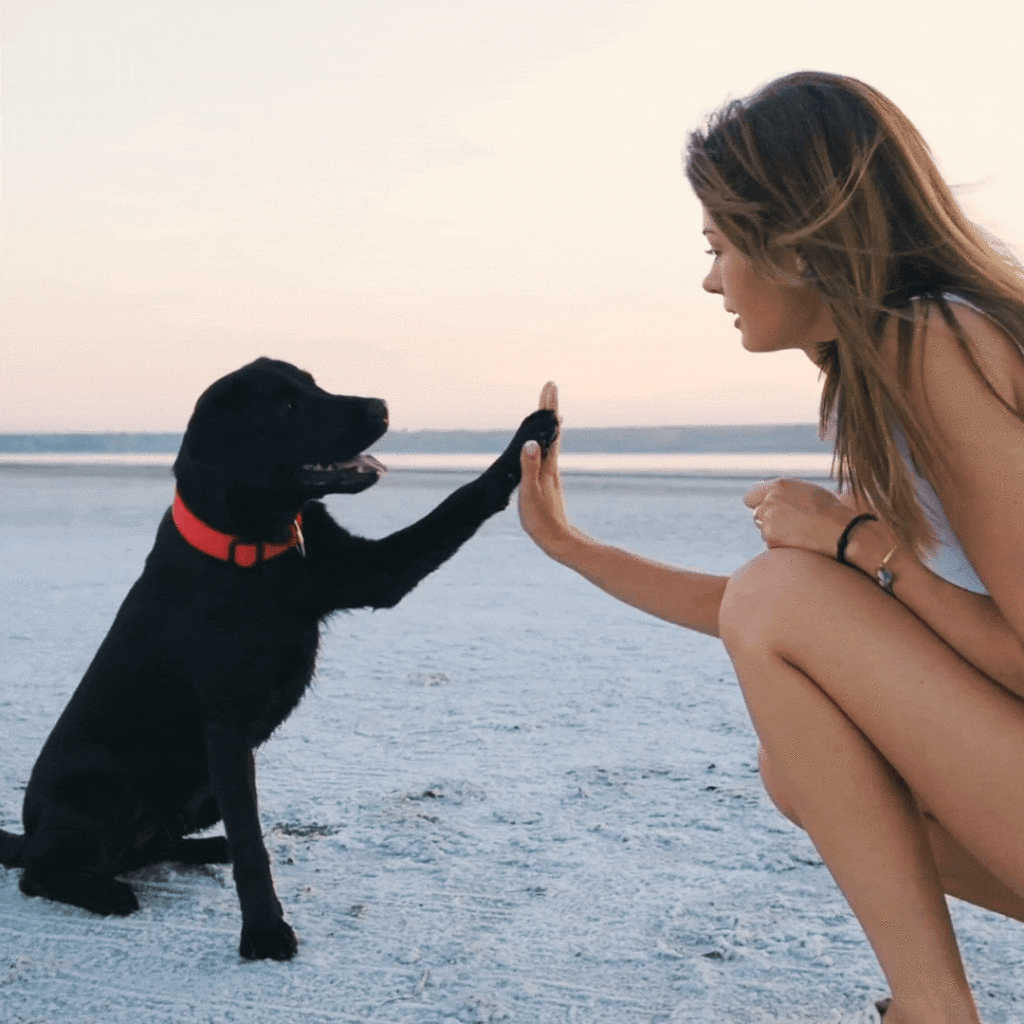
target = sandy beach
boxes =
[2,467,1021,1023]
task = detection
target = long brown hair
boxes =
[685,71,1024,551]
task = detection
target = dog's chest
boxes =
[178,593,320,747]
[232,622,320,746]
[147,529,328,745]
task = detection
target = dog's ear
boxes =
[177,429,210,467]
[174,427,213,478]
[175,375,251,472]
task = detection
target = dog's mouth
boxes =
[297,453,388,491]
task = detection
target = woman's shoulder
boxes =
[905,293,1024,420]
[875,292,1023,506]
[929,292,1024,411]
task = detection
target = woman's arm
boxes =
[745,299,1024,697]
[846,516,1024,697]
[746,475,1024,696]
[517,384,726,637]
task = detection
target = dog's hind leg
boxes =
[20,862,139,916]
[0,828,27,868]
[115,788,230,868]
[119,830,230,869]
[20,814,139,917]
[165,785,230,863]
[167,837,231,864]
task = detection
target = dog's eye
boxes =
[281,397,299,416]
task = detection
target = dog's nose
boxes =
[368,399,388,426]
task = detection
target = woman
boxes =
[517,72,1024,1024]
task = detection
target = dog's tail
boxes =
[0,828,27,868]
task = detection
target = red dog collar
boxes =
[172,491,304,567]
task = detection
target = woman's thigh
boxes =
[719,548,1024,897]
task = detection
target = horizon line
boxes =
[0,422,824,436]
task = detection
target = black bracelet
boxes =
[836,512,877,565]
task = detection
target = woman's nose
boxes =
[703,269,720,294]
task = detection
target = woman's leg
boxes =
[921,816,1024,923]
[719,549,1024,1024]
[760,748,1024,924]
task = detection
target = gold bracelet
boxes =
[876,544,898,595]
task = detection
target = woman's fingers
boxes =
[519,382,571,554]
[744,480,774,509]
[520,439,542,475]
[518,438,555,544]
[537,381,561,464]
[742,477,862,556]
[520,380,555,505]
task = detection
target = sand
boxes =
[2,468,1021,1023]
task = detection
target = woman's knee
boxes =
[757,746,803,828]
[718,548,824,654]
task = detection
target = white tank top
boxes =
[894,429,987,594]
[894,293,988,595]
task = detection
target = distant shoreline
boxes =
[0,426,834,479]
[0,450,834,480]
[0,424,831,456]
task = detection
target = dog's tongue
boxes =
[337,453,387,475]
[304,454,387,475]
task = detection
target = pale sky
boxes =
[2,0,1022,431]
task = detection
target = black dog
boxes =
[0,358,557,960]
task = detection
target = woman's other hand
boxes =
[518,382,577,560]
[744,478,860,559]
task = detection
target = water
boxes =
[0,451,833,478]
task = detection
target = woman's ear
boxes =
[789,248,819,287]
[771,245,809,282]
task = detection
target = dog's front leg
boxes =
[204,723,298,960]
[307,408,559,612]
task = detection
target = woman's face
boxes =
[701,210,836,359]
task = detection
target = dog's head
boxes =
[175,359,389,501]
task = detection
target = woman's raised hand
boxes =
[518,382,577,560]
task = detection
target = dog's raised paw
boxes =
[512,409,559,453]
